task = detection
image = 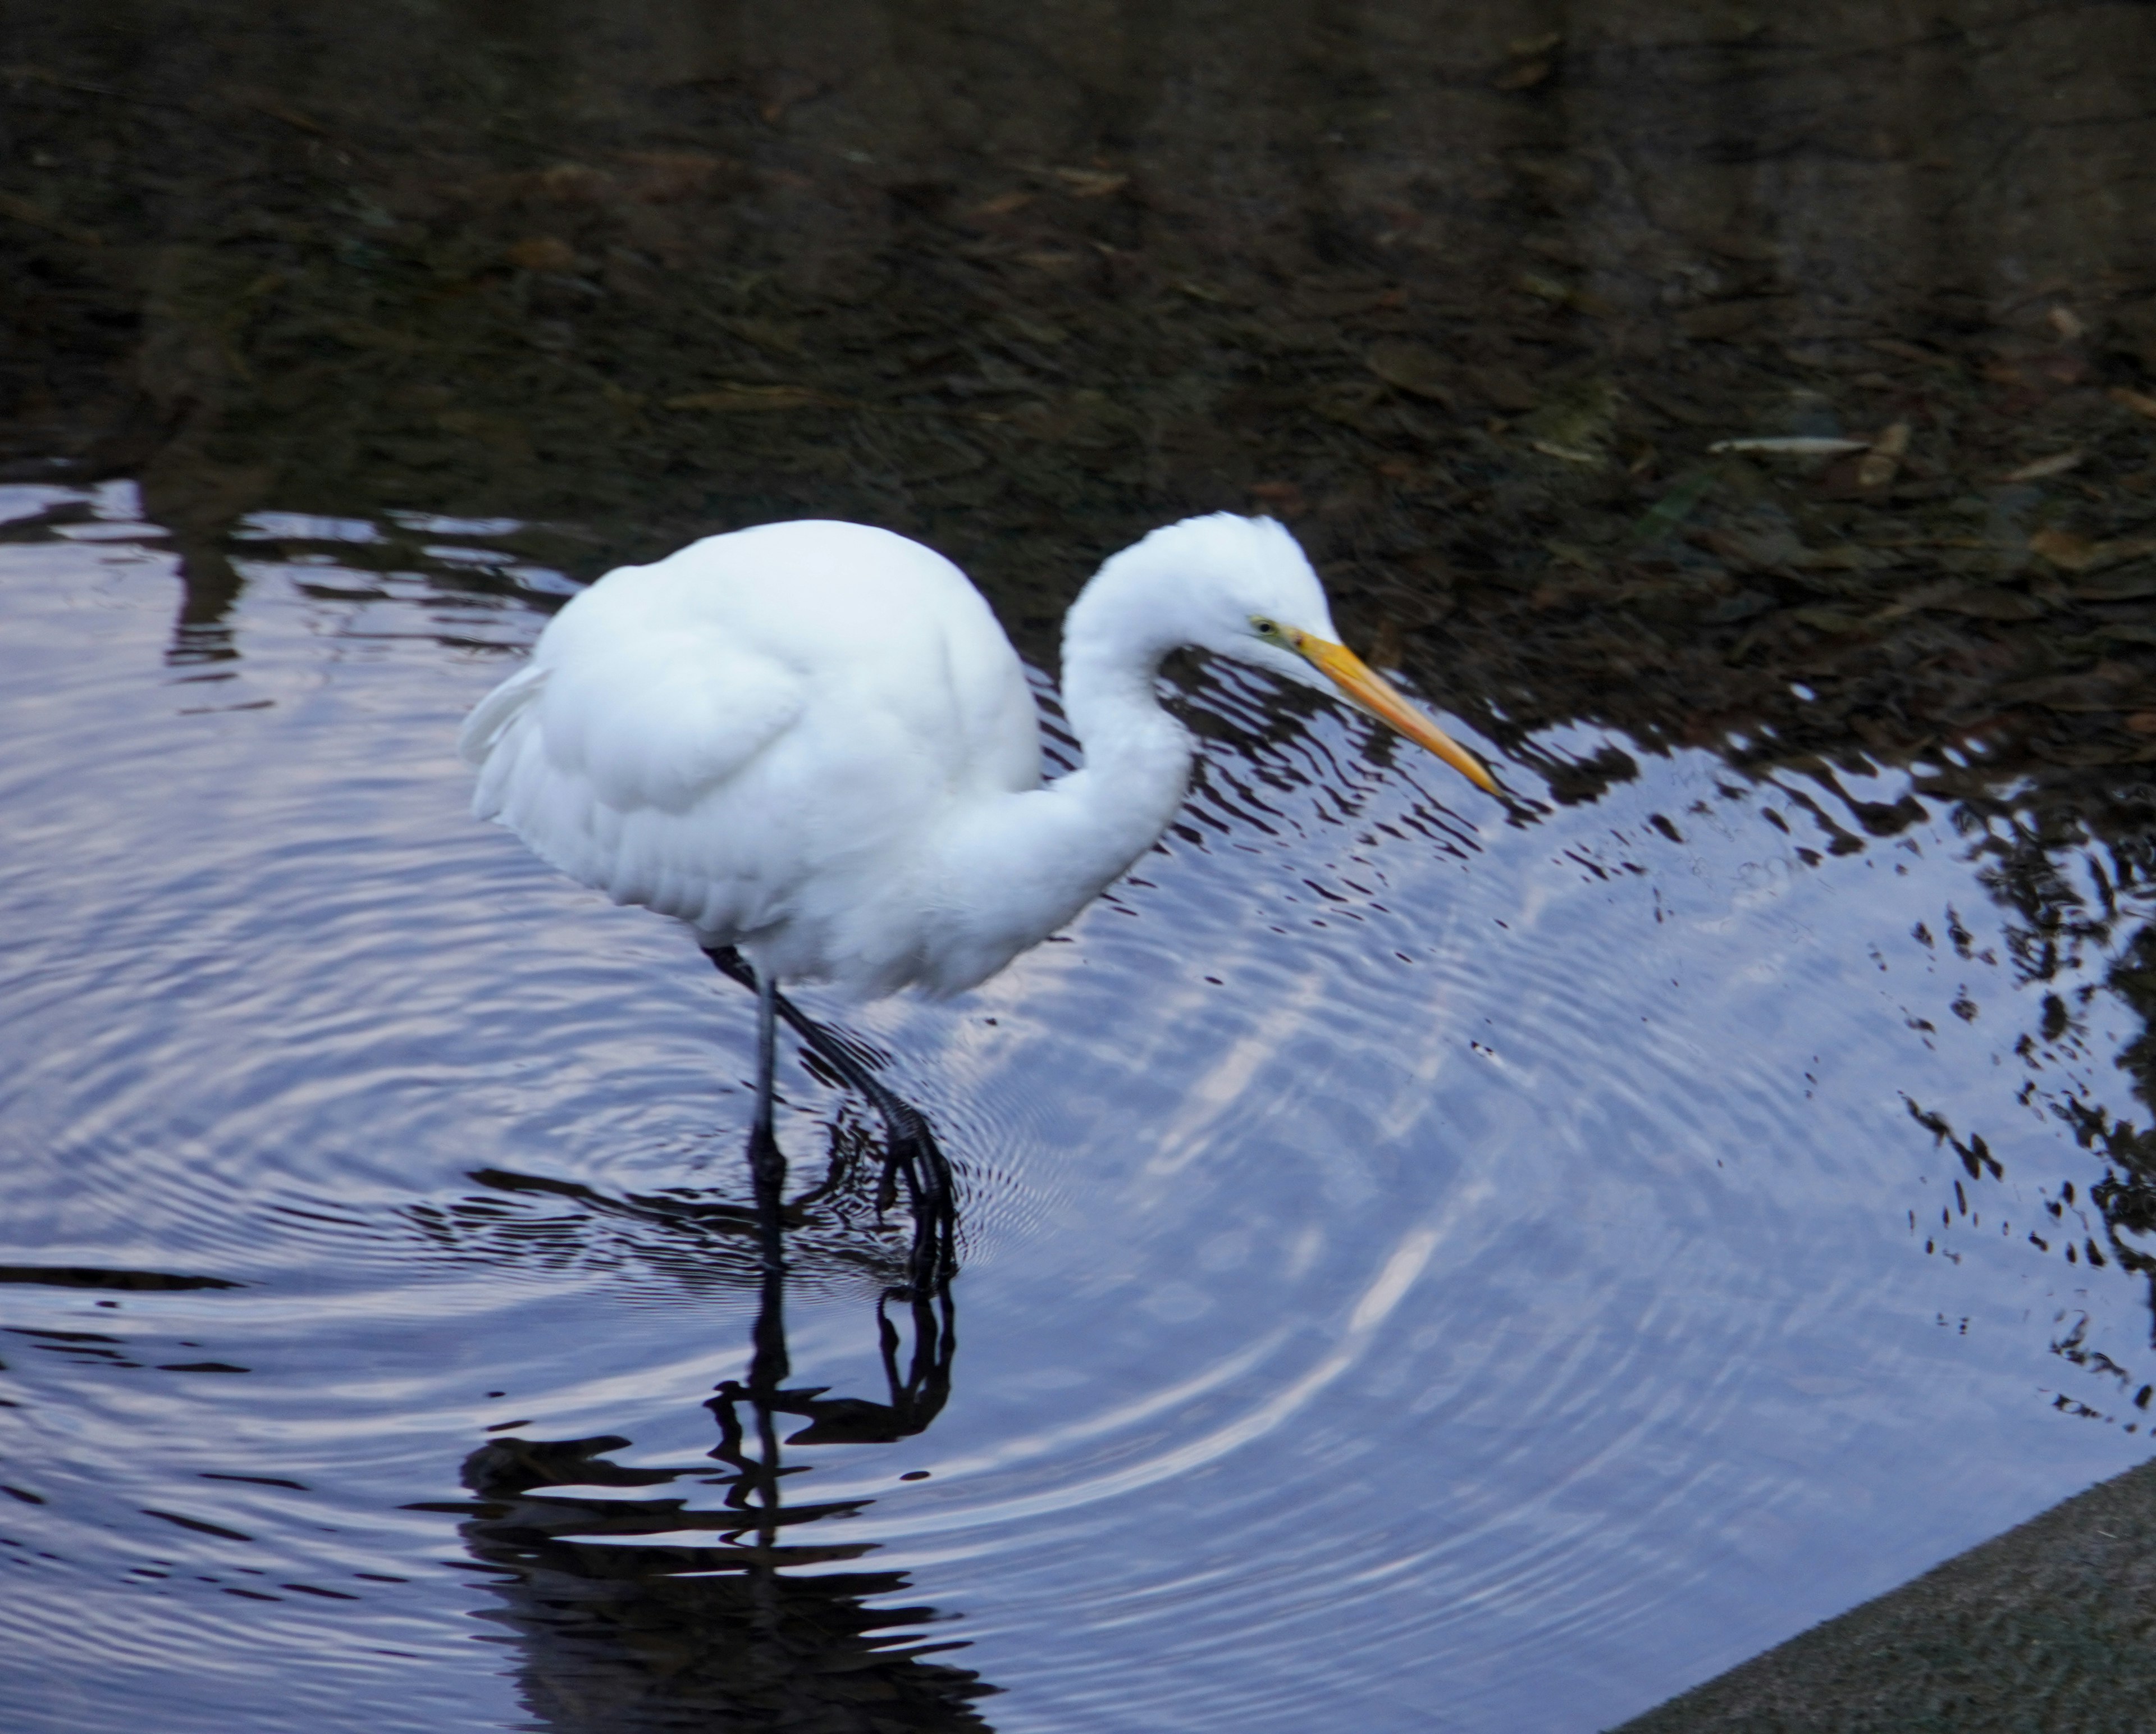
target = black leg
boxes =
[706,946,955,1294]
[746,963,788,1273]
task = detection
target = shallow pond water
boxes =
[2,491,2149,1732]
[6,3,2156,1726]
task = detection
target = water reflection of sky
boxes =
[0,498,2148,1732]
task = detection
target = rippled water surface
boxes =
[2,492,2150,1732]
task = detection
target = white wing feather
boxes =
[460,521,1042,993]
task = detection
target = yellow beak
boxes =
[1290,631,1499,795]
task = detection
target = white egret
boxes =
[459,513,1496,1248]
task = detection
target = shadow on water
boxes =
[435,1080,989,1730]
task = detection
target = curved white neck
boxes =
[918,539,1199,991]
[1051,549,1199,866]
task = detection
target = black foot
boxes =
[706,946,956,1295]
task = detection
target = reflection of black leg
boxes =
[706,946,954,1294]
[746,966,787,1266]
[745,963,790,1395]
[881,1278,957,1432]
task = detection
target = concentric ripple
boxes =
[0,505,2146,1733]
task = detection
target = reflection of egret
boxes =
[460,514,1497,1184]
[454,1169,985,1732]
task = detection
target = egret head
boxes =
[1167,514,1500,795]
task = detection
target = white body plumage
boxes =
[460,515,1493,998]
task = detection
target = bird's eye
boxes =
[1251,617,1278,637]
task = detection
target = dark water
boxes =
[0,490,2147,1731]
[4,6,2156,1732]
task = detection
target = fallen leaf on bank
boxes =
[2029,526,2098,569]
[2068,554,2156,595]
[1868,337,1955,369]
[1495,59,1552,90]
[231,91,326,135]
[1629,468,1718,542]
[1364,617,1413,669]
[1792,544,1887,572]
[1171,277,1233,304]
[2048,306,2086,341]
[757,71,826,125]
[1311,381,1388,428]
[2110,386,2156,421]
[1790,607,1871,635]
[899,441,989,483]
[1050,167,1128,199]
[1999,449,2084,483]
[616,150,725,202]
[715,316,805,355]
[504,236,577,272]
[1680,302,1773,341]
[1709,590,1775,623]
[1709,436,1870,457]
[1857,420,1911,489]
[969,189,1033,218]
[1633,386,1715,427]
[453,166,612,207]
[1691,525,1786,569]
[435,409,533,458]
[1687,233,1774,266]
[1249,480,1308,519]
[1007,395,1109,444]
[1523,377,1617,463]
[1464,364,1537,412]
[1875,579,2045,622]
[1934,588,2049,620]
[1997,673,2125,709]
[1866,591,1948,631]
[1366,340,1455,402]
[1509,30,1563,54]
[326,319,425,353]
[2041,536,2156,578]
[1515,272,1611,318]
[664,384,844,412]
[1002,314,1068,346]
[2030,736,2137,768]
[0,190,99,245]
[536,163,613,204]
